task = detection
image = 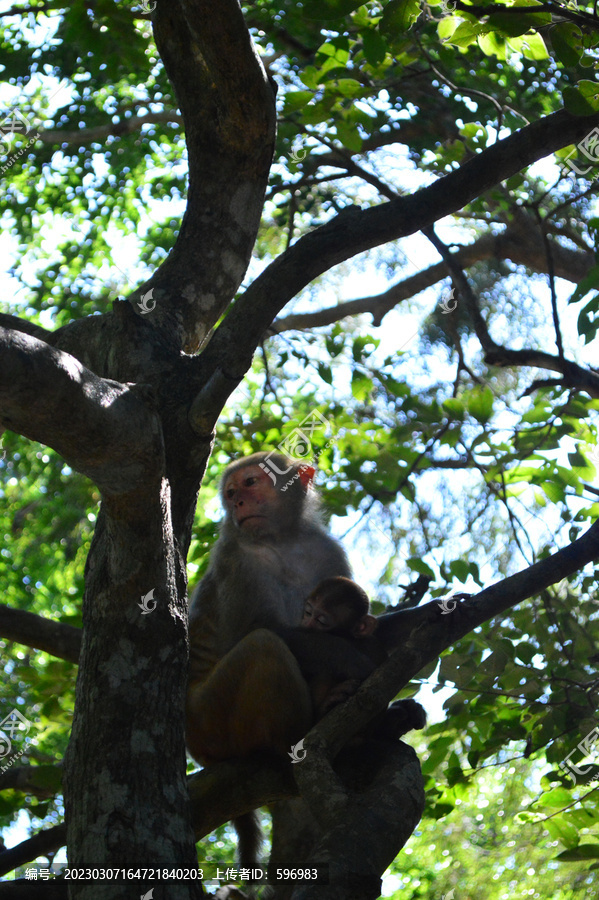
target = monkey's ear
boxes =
[298,465,316,488]
[353,614,377,637]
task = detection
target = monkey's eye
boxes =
[225,487,236,499]
[244,476,258,487]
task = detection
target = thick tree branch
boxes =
[270,226,594,332]
[293,742,424,900]
[0,605,81,663]
[144,0,277,352]
[451,0,599,29]
[188,743,424,900]
[485,345,599,397]
[0,315,54,344]
[0,765,62,799]
[38,111,183,145]
[0,824,66,878]
[0,328,164,500]
[192,108,599,431]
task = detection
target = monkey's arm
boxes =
[278,630,376,683]
[265,629,373,720]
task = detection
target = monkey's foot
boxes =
[373,699,427,740]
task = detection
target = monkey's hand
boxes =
[373,699,427,741]
[319,678,362,715]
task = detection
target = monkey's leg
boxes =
[186,628,313,763]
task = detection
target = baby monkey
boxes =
[302,576,378,637]
[280,576,426,737]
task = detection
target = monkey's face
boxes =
[223,465,280,536]
[301,599,350,631]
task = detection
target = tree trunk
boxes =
[63,479,202,898]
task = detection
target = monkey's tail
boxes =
[234,811,262,869]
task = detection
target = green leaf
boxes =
[568,449,590,471]
[438,15,460,42]
[514,641,537,664]
[301,99,336,124]
[467,386,494,424]
[541,480,565,503]
[445,20,487,49]
[550,23,583,67]
[486,10,551,37]
[406,557,435,578]
[352,335,379,361]
[284,91,315,113]
[318,39,350,64]
[317,363,333,384]
[569,264,599,306]
[379,0,422,35]
[336,119,363,151]
[335,79,364,98]
[556,844,599,861]
[449,559,470,583]
[362,30,388,66]
[520,32,549,60]
[563,81,599,115]
[544,817,581,849]
[460,122,489,150]
[478,32,509,59]
[351,371,373,401]
[577,295,599,345]
[540,787,575,808]
[442,397,465,419]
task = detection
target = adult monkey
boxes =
[186,451,351,763]
[186,451,351,867]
